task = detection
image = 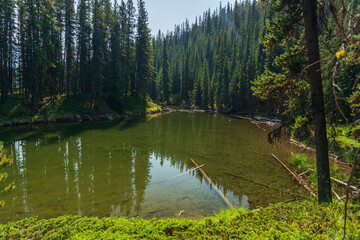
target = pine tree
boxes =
[108,0,124,109]
[135,0,153,102]
[201,60,209,109]
[171,57,181,99]
[0,0,16,102]
[125,0,136,95]
[303,0,331,203]
[181,52,191,105]
[77,0,91,94]
[91,0,105,107]
[119,0,128,97]
[193,70,202,107]
[102,0,113,96]
[160,37,170,103]
[65,0,75,96]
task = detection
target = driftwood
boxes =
[289,139,345,164]
[225,172,270,189]
[298,169,311,177]
[229,115,252,121]
[271,153,316,198]
[225,171,310,199]
[190,158,234,208]
[332,188,342,201]
[169,164,205,180]
[331,177,358,191]
[178,210,185,217]
[229,114,278,129]
[251,120,267,131]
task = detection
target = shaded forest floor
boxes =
[0,201,359,239]
[0,94,161,127]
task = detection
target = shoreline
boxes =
[0,108,167,128]
[0,104,281,129]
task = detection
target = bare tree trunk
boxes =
[303,0,332,203]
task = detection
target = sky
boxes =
[145,0,237,36]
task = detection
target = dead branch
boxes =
[225,171,310,199]
[251,120,267,131]
[328,0,347,41]
[271,153,316,197]
[298,169,311,177]
[342,147,360,240]
[225,171,271,189]
[332,188,342,201]
[190,158,234,208]
[332,60,350,124]
[337,195,348,203]
[169,164,205,180]
[331,177,357,191]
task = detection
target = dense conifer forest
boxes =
[0,0,153,113]
[152,1,266,113]
[153,0,360,125]
[0,0,359,125]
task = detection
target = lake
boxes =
[0,112,310,223]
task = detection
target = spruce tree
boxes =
[65,0,75,96]
[91,0,105,107]
[108,0,124,108]
[135,0,153,102]
[161,37,170,103]
[125,0,136,95]
[77,0,91,94]
[181,52,191,104]
[201,60,209,109]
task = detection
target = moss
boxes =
[0,201,359,239]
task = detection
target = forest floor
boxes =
[0,201,359,239]
[0,94,161,127]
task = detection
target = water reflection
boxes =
[0,112,309,223]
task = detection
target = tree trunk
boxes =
[302,0,332,203]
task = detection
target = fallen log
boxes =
[331,177,358,191]
[250,120,267,132]
[229,115,252,121]
[169,164,205,180]
[225,172,270,189]
[225,171,310,200]
[190,158,234,208]
[271,153,316,198]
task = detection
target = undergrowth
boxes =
[0,94,161,125]
[0,201,359,239]
[289,154,344,189]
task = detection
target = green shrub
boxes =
[0,142,15,208]
[291,116,311,141]
[0,201,359,239]
[289,154,310,173]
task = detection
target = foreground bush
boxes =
[0,201,359,239]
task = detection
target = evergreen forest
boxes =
[1,0,360,238]
[0,0,358,122]
[0,0,359,128]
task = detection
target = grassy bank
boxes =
[0,201,359,239]
[0,94,161,127]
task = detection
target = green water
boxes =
[0,112,310,223]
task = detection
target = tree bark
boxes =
[303,0,332,203]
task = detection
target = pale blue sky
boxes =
[145,0,236,35]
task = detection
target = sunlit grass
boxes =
[1,201,359,239]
